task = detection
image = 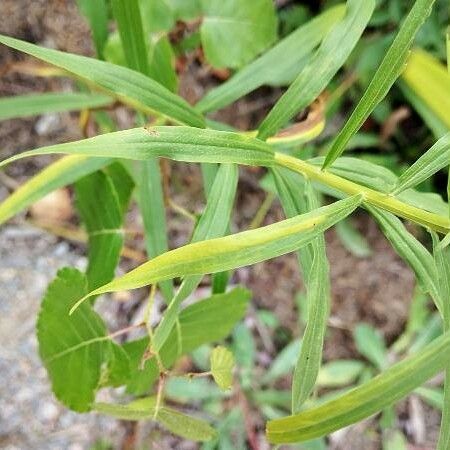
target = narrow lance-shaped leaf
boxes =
[392,132,450,194]
[432,234,450,450]
[322,0,436,169]
[257,0,375,140]
[138,159,173,302]
[0,126,275,168]
[266,330,450,443]
[76,0,109,59]
[0,92,113,121]
[0,34,204,128]
[292,183,330,413]
[151,164,238,353]
[72,195,362,310]
[0,155,111,225]
[367,206,442,314]
[196,5,345,113]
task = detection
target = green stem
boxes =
[274,152,450,234]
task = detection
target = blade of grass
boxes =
[0,34,204,128]
[151,164,238,353]
[196,5,345,113]
[76,0,109,59]
[0,126,275,167]
[0,92,113,121]
[71,195,361,310]
[392,132,450,194]
[267,330,450,443]
[257,0,374,141]
[322,0,436,169]
[0,156,111,225]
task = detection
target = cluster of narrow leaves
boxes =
[1,0,450,446]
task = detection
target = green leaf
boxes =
[167,0,201,21]
[138,159,173,302]
[291,184,330,412]
[257,0,375,140]
[316,360,365,388]
[95,398,217,442]
[392,132,450,194]
[76,195,361,305]
[111,0,150,74]
[367,206,442,314]
[415,386,444,410]
[123,287,250,395]
[354,323,387,371]
[200,0,277,69]
[148,35,177,93]
[266,330,450,443]
[76,0,109,59]
[0,126,275,168]
[37,268,109,412]
[0,92,113,121]
[103,342,131,387]
[139,0,175,33]
[151,163,238,352]
[263,339,301,384]
[402,49,450,130]
[196,5,345,113]
[322,0,436,169]
[0,34,204,128]
[210,346,235,390]
[74,163,134,290]
[0,155,110,225]
[335,219,372,258]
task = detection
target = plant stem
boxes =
[274,152,450,234]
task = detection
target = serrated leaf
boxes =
[200,0,277,69]
[210,346,234,390]
[75,163,134,290]
[392,132,450,194]
[196,5,345,113]
[151,163,238,352]
[0,155,110,225]
[0,126,275,168]
[0,34,204,127]
[76,195,361,305]
[123,287,251,395]
[267,330,450,443]
[37,268,109,412]
[258,0,375,140]
[0,92,113,121]
[323,0,436,168]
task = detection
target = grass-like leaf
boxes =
[0,34,204,127]
[257,0,375,140]
[151,164,238,352]
[392,132,450,194]
[322,0,436,169]
[267,330,450,443]
[0,155,110,225]
[196,5,345,113]
[73,195,361,309]
[0,92,113,121]
[0,126,275,167]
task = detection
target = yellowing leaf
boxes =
[210,346,234,390]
